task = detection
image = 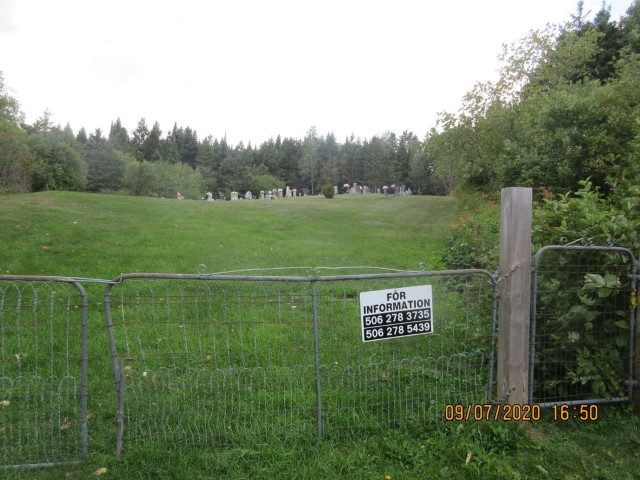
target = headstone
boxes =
[244,191,253,200]
[230,191,239,201]
[292,188,297,197]
[334,186,338,195]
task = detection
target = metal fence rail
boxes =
[103,269,497,456]
[0,277,88,469]
[530,245,638,406]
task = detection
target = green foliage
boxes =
[27,129,87,191]
[86,131,128,192]
[427,5,640,197]
[441,196,499,271]
[299,126,319,194]
[1,75,444,196]
[534,262,632,400]
[531,172,639,401]
[442,168,639,402]
[0,117,32,193]
[122,159,157,196]
[122,160,204,199]
[322,184,334,198]
[238,163,283,196]
[534,175,640,253]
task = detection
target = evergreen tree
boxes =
[142,121,162,162]
[161,133,180,164]
[131,118,149,161]
[299,126,320,194]
[76,127,88,145]
[86,128,126,192]
[108,118,130,153]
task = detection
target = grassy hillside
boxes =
[0,191,456,278]
[1,191,639,480]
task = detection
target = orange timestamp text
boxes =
[444,403,541,422]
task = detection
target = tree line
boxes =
[2,1,639,201]
[0,90,439,198]
[427,1,640,199]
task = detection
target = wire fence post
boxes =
[486,279,499,402]
[311,281,323,440]
[75,281,89,457]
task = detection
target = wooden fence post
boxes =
[497,187,532,405]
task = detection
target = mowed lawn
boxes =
[2,191,640,480]
[0,191,457,278]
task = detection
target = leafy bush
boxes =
[531,174,639,401]
[122,160,204,198]
[442,168,639,402]
[322,184,334,199]
[441,196,499,272]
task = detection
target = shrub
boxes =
[441,197,499,271]
[322,184,334,199]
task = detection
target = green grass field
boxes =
[1,192,639,479]
[0,191,455,278]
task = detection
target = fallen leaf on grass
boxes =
[465,451,473,464]
[86,412,97,421]
[0,400,10,407]
[93,467,108,476]
[59,420,73,431]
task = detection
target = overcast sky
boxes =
[1,0,634,146]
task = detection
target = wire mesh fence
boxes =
[0,278,88,469]
[4,248,636,466]
[530,245,638,406]
[103,269,497,454]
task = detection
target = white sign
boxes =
[360,285,433,342]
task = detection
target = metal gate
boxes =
[0,276,88,469]
[530,244,638,406]
[103,268,498,456]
